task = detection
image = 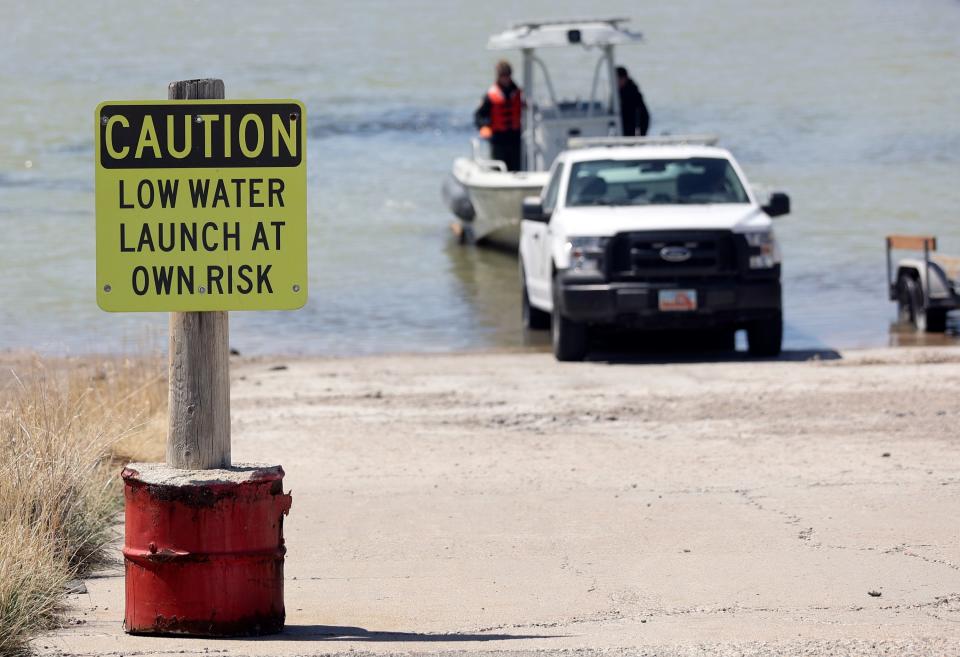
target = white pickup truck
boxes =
[519,137,791,361]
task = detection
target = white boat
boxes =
[444,18,643,250]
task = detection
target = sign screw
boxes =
[292,284,301,293]
[103,284,112,293]
[199,286,207,294]
[195,115,204,123]
[101,115,109,125]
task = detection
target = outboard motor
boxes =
[442,174,475,222]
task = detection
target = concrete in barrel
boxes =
[122,463,292,636]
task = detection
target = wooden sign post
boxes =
[166,79,230,470]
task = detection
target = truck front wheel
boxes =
[552,277,588,361]
[521,267,551,330]
[747,313,783,357]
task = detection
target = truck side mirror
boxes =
[763,192,790,218]
[522,196,550,222]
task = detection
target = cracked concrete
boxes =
[36,347,960,656]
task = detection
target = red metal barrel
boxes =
[122,464,292,636]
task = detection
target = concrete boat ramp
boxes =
[38,349,960,657]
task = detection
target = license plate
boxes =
[658,289,697,311]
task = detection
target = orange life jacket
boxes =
[487,84,522,132]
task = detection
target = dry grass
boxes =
[0,354,166,656]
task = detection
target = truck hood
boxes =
[556,204,771,236]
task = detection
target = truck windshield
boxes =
[565,157,749,207]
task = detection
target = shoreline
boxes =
[5,340,960,373]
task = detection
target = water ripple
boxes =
[307,106,472,139]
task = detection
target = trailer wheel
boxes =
[896,276,916,326]
[928,309,948,333]
[898,276,947,333]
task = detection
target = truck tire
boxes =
[521,269,551,330]
[898,275,947,333]
[552,277,588,361]
[747,312,782,357]
[703,329,736,352]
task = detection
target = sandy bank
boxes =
[38,346,960,656]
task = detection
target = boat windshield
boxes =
[565,158,749,207]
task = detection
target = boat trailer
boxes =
[887,234,960,332]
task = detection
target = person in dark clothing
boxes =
[474,60,523,171]
[616,66,650,137]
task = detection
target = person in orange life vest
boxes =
[474,60,523,172]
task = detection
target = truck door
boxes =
[522,161,563,308]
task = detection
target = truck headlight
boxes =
[743,231,781,269]
[565,237,609,273]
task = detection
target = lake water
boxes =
[2,0,959,355]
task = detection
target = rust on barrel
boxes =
[122,463,291,636]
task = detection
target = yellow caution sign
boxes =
[95,100,307,311]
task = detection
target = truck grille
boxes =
[608,230,739,281]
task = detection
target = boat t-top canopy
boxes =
[480,18,644,171]
[488,18,642,50]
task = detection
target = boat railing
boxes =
[470,137,483,160]
[477,159,508,171]
[470,138,509,171]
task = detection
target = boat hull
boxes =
[450,158,548,251]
